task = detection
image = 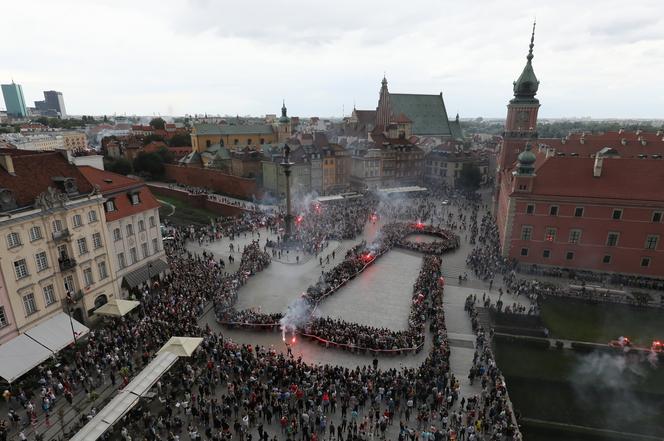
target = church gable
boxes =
[388,93,453,137]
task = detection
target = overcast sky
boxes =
[2,0,663,118]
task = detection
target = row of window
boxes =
[5,211,99,250]
[520,226,659,249]
[19,262,108,317]
[76,232,104,256]
[526,204,664,223]
[104,193,142,213]
[117,239,160,269]
[519,248,653,267]
[112,216,157,241]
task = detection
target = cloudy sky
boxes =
[2,0,663,118]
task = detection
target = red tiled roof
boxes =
[78,166,160,221]
[526,156,664,202]
[0,149,93,208]
[538,131,664,157]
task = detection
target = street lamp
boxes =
[65,290,78,345]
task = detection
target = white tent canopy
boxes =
[0,335,52,383]
[94,299,140,317]
[70,351,179,441]
[157,337,203,357]
[24,312,89,352]
[0,312,89,383]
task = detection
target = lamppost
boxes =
[65,290,78,345]
[280,144,294,241]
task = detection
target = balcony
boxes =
[52,228,71,242]
[58,257,77,271]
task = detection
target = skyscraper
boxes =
[43,90,66,117]
[1,82,28,118]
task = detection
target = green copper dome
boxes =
[279,100,290,123]
[518,144,536,165]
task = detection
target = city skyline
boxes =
[1,0,663,118]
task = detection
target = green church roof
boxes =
[389,93,454,136]
[194,123,274,136]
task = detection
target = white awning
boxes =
[70,351,179,441]
[94,299,140,317]
[24,312,89,352]
[0,335,53,383]
[0,312,89,383]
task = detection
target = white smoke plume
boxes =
[279,296,313,339]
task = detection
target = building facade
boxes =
[1,82,28,118]
[424,150,490,188]
[79,167,167,298]
[0,150,119,333]
[495,25,664,279]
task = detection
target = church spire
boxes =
[512,20,539,102]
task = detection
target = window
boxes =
[130,247,138,264]
[129,193,140,205]
[149,216,156,227]
[72,214,82,227]
[29,226,43,242]
[43,285,56,306]
[612,209,622,220]
[83,267,94,286]
[543,249,551,258]
[521,226,533,241]
[126,224,134,236]
[63,275,75,295]
[645,235,659,250]
[234,139,239,145]
[520,247,529,256]
[35,251,49,272]
[92,232,103,249]
[118,252,126,269]
[152,238,159,253]
[565,251,575,260]
[545,227,557,242]
[77,237,89,255]
[98,261,108,280]
[7,232,21,249]
[641,257,651,268]
[569,229,582,244]
[602,255,612,264]
[0,306,7,328]
[652,212,662,223]
[574,207,584,217]
[88,210,98,223]
[52,219,63,233]
[113,228,122,241]
[14,259,29,279]
[607,232,620,247]
[247,139,252,145]
[260,138,265,145]
[549,206,559,216]
[526,204,535,215]
[141,242,149,258]
[138,219,145,232]
[23,293,37,316]
[105,200,116,212]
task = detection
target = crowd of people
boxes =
[215,220,459,354]
[0,189,530,441]
[303,256,444,352]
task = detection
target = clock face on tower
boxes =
[517,111,529,123]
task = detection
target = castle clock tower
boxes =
[498,22,540,173]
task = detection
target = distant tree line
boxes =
[463,118,663,138]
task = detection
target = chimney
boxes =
[593,155,603,177]
[0,154,15,175]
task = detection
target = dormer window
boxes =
[128,190,140,205]
[105,199,116,212]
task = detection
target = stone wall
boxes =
[148,185,249,218]
[163,164,260,200]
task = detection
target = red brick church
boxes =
[495,24,664,278]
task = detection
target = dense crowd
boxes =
[216,222,459,353]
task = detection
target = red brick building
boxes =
[496,25,664,278]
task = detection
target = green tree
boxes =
[142,134,165,146]
[457,162,482,190]
[105,157,132,175]
[156,146,174,164]
[149,117,166,130]
[133,152,165,178]
[168,133,191,147]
